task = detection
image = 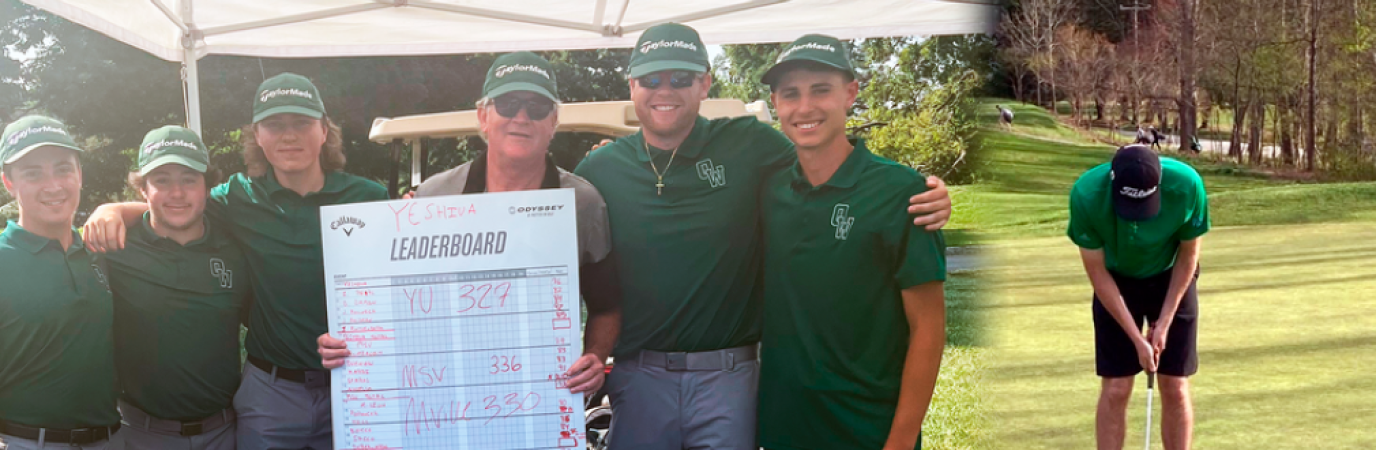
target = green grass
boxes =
[971,98,1376,240]
[986,222,1376,450]
[925,272,991,450]
[974,98,1376,449]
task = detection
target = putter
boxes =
[1144,371,1155,450]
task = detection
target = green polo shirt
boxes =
[105,214,252,420]
[0,222,119,428]
[1068,157,1210,278]
[209,170,388,370]
[757,140,946,450]
[575,116,794,356]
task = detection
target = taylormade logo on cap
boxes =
[494,64,551,79]
[639,40,699,54]
[1119,185,1158,199]
[143,139,197,155]
[7,126,68,146]
[778,42,839,61]
[259,88,315,103]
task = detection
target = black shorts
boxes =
[1092,267,1199,378]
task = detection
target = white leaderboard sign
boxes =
[320,189,586,450]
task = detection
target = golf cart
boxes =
[368,98,773,450]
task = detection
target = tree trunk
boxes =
[1304,0,1319,171]
[1281,101,1295,166]
[1230,99,1247,160]
[1177,0,1198,154]
[1248,100,1265,165]
[1012,69,1026,103]
[1095,97,1105,122]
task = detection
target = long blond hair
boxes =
[240,117,346,177]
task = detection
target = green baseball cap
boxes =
[628,23,710,78]
[1,115,83,166]
[253,72,326,123]
[483,52,559,102]
[137,125,210,175]
[761,34,856,87]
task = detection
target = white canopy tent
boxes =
[20,0,998,135]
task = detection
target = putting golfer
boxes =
[755,35,947,450]
[573,23,952,450]
[0,116,121,448]
[1068,144,1208,450]
[103,126,251,449]
[317,52,622,397]
[82,73,389,449]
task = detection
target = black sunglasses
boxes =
[492,96,555,120]
[635,71,699,90]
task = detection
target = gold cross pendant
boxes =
[656,177,665,196]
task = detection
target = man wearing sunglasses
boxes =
[573,23,954,450]
[316,52,622,402]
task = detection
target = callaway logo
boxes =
[259,88,314,103]
[143,139,196,156]
[696,159,726,188]
[640,40,698,54]
[210,258,233,288]
[778,42,838,61]
[330,216,366,236]
[1119,186,1157,199]
[7,126,67,146]
[494,64,551,79]
[831,204,855,240]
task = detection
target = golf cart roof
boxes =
[368,98,772,143]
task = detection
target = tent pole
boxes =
[411,140,423,188]
[184,47,202,135]
[180,0,202,135]
[388,139,402,198]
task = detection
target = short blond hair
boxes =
[240,116,346,177]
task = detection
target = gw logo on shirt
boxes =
[697,159,726,188]
[210,258,233,289]
[831,204,855,240]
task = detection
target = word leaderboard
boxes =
[322,190,585,450]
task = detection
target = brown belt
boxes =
[0,419,120,445]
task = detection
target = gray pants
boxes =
[606,348,760,450]
[233,364,332,450]
[0,433,115,450]
[114,401,234,450]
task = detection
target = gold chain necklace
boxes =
[644,139,680,196]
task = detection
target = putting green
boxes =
[987,221,1376,449]
[976,98,1376,449]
